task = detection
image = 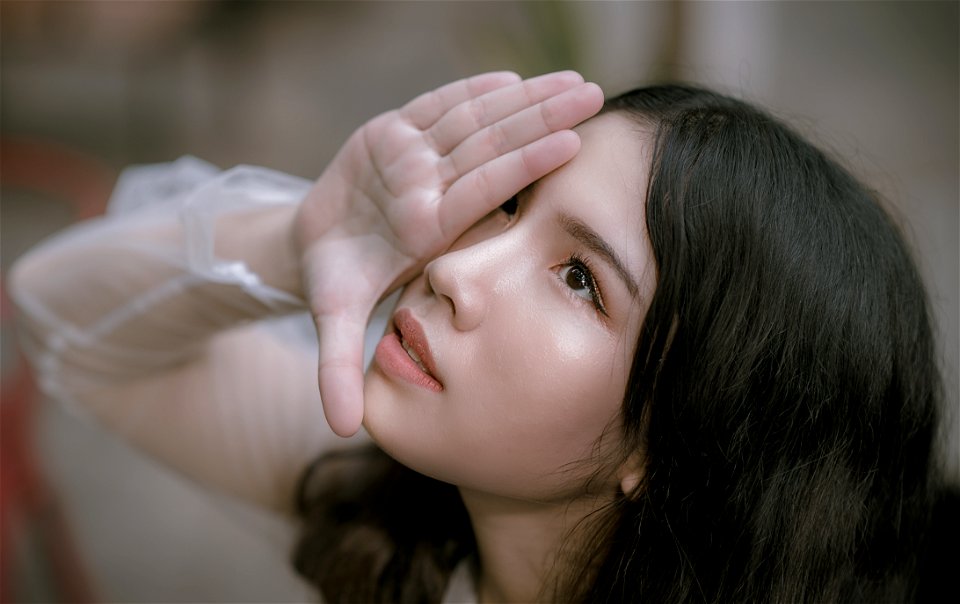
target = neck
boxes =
[458,487,610,603]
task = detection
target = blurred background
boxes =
[1,1,957,602]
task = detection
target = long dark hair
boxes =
[293,84,946,602]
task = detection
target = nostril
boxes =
[424,261,436,295]
[440,292,456,315]
[425,259,458,316]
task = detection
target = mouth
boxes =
[373,308,444,392]
[399,331,431,376]
[394,308,442,382]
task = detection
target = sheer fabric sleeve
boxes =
[9,157,370,514]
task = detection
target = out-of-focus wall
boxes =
[2,2,956,602]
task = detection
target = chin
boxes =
[361,375,468,491]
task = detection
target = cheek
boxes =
[449,313,629,491]
[362,283,639,501]
[510,318,618,408]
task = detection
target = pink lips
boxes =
[374,308,443,392]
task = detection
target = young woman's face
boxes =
[363,113,655,502]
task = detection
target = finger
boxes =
[425,70,585,155]
[315,312,369,436]
[438,130,582,239]
[439,82,604,185]
[401,72,520,130]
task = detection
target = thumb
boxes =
[315,311,369,436]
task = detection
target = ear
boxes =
[617,451,646,496]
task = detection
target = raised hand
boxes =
[295,71,604,436]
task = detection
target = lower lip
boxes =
[374,332,443,392]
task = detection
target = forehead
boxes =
[534,112,653,278]
[535,112,652,221]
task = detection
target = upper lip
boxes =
[393,308,443,386]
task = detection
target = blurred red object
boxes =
[1,138,115,603]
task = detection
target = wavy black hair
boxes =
[293,84,947,603]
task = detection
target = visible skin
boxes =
[363,114,656,602]
[8,73,652,600]
[11,71,618,515]
[296,71,607,437]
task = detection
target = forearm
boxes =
[9,162,312,402]
[8,162,350,511]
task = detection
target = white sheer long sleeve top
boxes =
[9,157,482,603]
[9,157,376,515]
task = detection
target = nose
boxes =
[424,228,524,331]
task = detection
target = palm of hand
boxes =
[295,72,604,436]
[298,115,448,319]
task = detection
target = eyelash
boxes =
[559,253,607,316]
[499,194,607,317]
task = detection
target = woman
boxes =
[10,71,946,602]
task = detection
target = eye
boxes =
[558,254,607,315]
[498,195,518,216]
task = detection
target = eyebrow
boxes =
[559,213,641,299]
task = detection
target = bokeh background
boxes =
[1,1,957,602]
